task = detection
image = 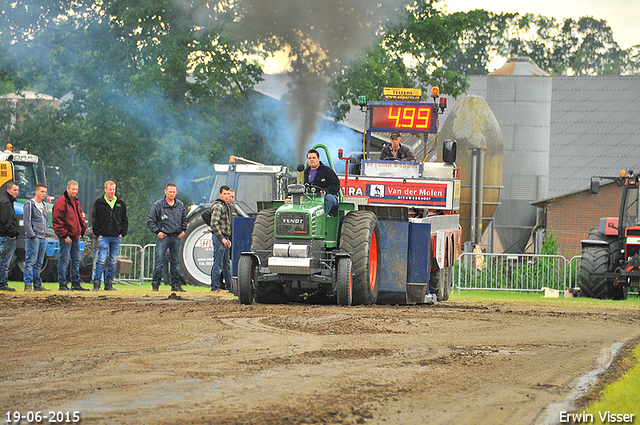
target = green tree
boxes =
[435,10,639,76]
[0,0,277,243]
[328,0,471,121]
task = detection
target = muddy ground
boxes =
[1,292,639,425]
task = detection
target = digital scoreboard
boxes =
[367,101,438,133]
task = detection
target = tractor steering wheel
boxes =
[305,183,326,195]
[383,156,401,161]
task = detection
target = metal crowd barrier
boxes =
[455,252,577,293]
[142,244,157,282]
[113,244,145,284]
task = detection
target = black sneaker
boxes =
[0,285,16,292]
[59,282,71,291]
[151,282,160,291]
[92,280,101,291]
[104,281,116,291]
[171,286,186,292]
[33,286,49,291]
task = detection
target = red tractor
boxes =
[580,170,640,299]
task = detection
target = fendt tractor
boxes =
[236,87,461,306]
[0,143,59,281]
[580,170,640,300]
[179,157,290,286]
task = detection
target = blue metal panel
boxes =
[232,216,254,277]
[407,222,431,283]
[377,220,408,301]
[46,240,83,259]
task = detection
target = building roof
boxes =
[435,74,640,200]
[548,75,640,198]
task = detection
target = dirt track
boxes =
[1,292,639,425]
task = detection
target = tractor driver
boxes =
[304,149,341,217]
[380,132,416,161]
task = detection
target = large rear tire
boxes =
[238,255,256,305]
[336,257,352,306]
[580,245,610,299]
[10,251,58,282]
[250,209,285,304]
[251,209,275,266]
[180,209,214,286]
[429,266,452,301]
[339,211,380,305]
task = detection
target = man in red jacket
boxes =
[52,180,88,291]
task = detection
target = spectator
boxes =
[23,183,49,291]
[0,181,19,291]
[209,185,233,293]
[52,180,88,291]
[91,181,128,291]
[147,183,187,292]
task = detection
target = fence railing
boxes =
[113,246,638,296]
[113,244,145,284]
[456,252,582,293]
[142,244,157,282]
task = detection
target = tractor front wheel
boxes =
[429,266,452,302]
[336,257,352,306]
[238,255,256,305]
[254,282,286,304]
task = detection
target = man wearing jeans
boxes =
[147,183,187,292]
[0,181,19,291]
[209,185,233,293]
[91,181,128,291]
[23,184,49,291]
[53,180,88,291]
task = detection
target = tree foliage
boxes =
[0,0,637,243]
[329,0,471,121]
[0,0,275,243]
[441,10,639,76]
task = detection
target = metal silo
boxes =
[487,57,552,253]
[437,95,503,246]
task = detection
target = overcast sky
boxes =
[443,0,639,49]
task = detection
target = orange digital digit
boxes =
[416,107,431,128]
[387,107,401,128]
[401,107,416,128]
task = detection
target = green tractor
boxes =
[237,145,380,306]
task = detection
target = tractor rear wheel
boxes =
[429,266,452,301]
[251,209,276,266]
[580,245,610,299]
[250,209,285,304]
[238,255,256,305]
[339,211,380,305]
[336,257,352,306]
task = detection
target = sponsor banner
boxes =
[382,87,422,101]
[341,179,449,207]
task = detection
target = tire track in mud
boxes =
[1,294,639,424]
